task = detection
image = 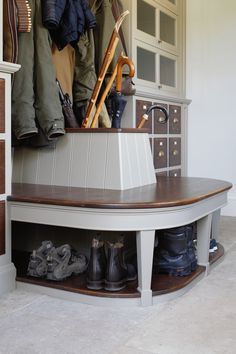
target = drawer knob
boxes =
[158,150,165,157]
[173,117,179,124]
[173,149,179,156]
[158,116,166,123]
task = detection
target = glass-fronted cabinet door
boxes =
[157,6,178,54]
[135,0,179,54]
[135,39,180,94]
[136,0,157,44]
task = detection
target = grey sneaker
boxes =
[27,241,54,278]
[46,244,88,281]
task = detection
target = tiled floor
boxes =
[0,216,236,354]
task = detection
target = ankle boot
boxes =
[154,227,192,276]
[105,241,128,291]
[87,238,107,290]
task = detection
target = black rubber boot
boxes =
[105,241,128,291]
[154,226,192,276]
[86,238,107,290]
[186,223,198,271]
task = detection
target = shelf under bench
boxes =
[8,177,232,306]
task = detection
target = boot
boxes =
[87,238,107,290]
[47,244,87,281]
[154,227,192,276]
[105,241,128,291]
[27,240,54,278]
[186,223,198,271]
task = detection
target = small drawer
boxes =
[0,141,5,194]
[0,200,5,255]
[169,169,181,177]
[169,104,181,134]
[154,138,167,169]
[136,99,152,131]
[156,170,168,178]
[169,138,181,166]
[153,103,168,134]
[0,79,5,133]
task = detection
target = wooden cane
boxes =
[90,54,135,128]
[81,10,129,128]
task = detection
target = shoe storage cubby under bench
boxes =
[8,177,231,307]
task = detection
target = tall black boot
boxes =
[154,226,192,276]
[87,238,107,290]
[105,241,128,291]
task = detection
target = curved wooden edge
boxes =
[9,178,232,209]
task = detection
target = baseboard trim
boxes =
[0,263,16,296]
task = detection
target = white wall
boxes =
[186,0,236,216]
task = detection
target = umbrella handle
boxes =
[90,54,134,128]
[137,105,168,129]
[116,56,135,93]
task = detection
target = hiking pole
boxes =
[81,10,129,128]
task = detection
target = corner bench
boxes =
[8,177,232,307]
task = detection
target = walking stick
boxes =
[81,10,129,128]
[90,54,135,128]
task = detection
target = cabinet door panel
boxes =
[169,137,181,166]
[136,100,152,131]
[137,46,156,82]
[169,168,181,177]
[137,0,156,37]
[153,103,168,134]
[160,11,176,46]
[169,105,181,134]
[0,79,5,133]
[154,138,167,168]
[0,141,5,194]
[156,170,168,177]
[0,201,5,255]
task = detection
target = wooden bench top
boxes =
[8,177,232,209]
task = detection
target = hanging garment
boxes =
[42,0,96,50]
[72,29,111,127]
[3,0,18,63]
[52,29,111,128]
[52,43,76,99]
[12,0,65,141]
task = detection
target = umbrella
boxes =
[137,104,168,129]
[110,55,135,128]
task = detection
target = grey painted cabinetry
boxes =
[121,0,189,176]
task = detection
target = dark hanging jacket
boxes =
[42,0,96,50]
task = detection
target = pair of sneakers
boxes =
[27,241,88,281]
